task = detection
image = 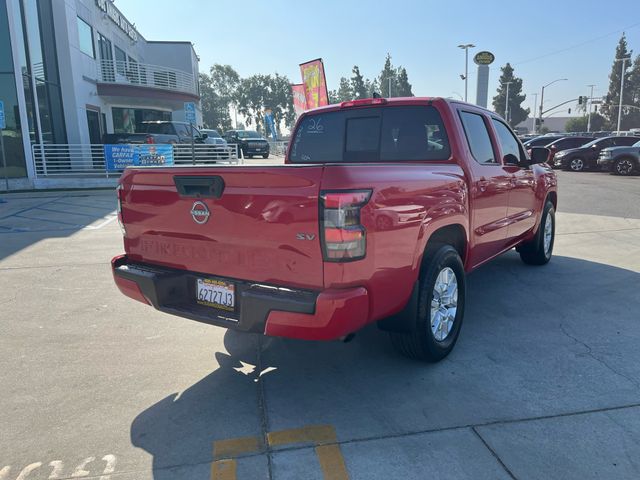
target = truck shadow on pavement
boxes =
[130,252,640,479]
[0,192,117,262]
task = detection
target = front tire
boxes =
[390,245,466,362]
[262,153,269,159]
[519,200,555,265]
[568,157,585,172]
[612,158,636,176]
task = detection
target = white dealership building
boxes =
[0,0,201,189]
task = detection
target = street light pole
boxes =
[458,43,475,102]
[616,57,630,134]
[586,84,595,133]
[503,81,512,124]
[530,93,538,134]
[539,78,568,133]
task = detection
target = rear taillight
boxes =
[145,135,155,144]
[320,190,371,261]
[116,184,126,235]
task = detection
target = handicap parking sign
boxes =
[184,102,196,124]
[0,101,5,129]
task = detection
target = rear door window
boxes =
[459,111,496,164]
[289,105,450,163]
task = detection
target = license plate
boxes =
[196,278,235,311]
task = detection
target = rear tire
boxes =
[390,245,466,362]
[262,154,269,159]
[519,200,555,265]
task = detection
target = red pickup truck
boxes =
[112,97,557,362]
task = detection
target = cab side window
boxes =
[491,118,525,164]
[459,111,496,165]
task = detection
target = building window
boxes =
[112,107,172,133]
[77,17,94,58]
[114,45,126,76]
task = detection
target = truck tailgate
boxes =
[120,166,325,290]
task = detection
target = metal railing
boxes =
[267,141,289,157]
[97,59,198,96]
[32,144,240,178]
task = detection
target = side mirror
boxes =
[530,147,550,165]
[200,133,208,139]
[503,153,521,166]
[592,144,598,149]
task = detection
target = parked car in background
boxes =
[554,136,640,171]
[598,139,640,176]
[104,121,213,145]
[523,135,564,149]
[200,129,227,146]
[223,130,270,158]
[545,136,595,165]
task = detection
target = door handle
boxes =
[477,177,489,192]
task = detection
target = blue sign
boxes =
[104,144,174,171]
[184,102,196,124]
[264,112,277,141]
[0,101,5,129]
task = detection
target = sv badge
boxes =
[296,233,316,241]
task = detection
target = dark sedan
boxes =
[554,136,640,171]
[545,136,595,165]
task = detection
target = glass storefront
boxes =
[0,1,27,178]
[112,107,172,133]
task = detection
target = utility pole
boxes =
[586,84,595,133]
[458,44,475,102]
[616,57,630,134]
[530,93,538,134]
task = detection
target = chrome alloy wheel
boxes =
[616,159,634,175]
[543,211,553,256]
[430,267,458,341]
[570,158,584,171]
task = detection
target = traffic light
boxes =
[568,108,572,114]
[578,96,583,105]
[594,105,598,112]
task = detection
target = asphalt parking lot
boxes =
[1,171,639,480]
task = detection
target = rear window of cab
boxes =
[289,106,451,163]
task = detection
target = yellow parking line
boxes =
[211,459,236,480]
[267,424,338,446]
[211,425,349,480]
[213,436,261,460]
[268,425,349,480]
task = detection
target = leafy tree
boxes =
[336,77,353,102]
[601,34,634,129]
[625,54,640,128]
[235,73,296,135]
[351,66,368,99]
[199,73,228,131]
[565,113,606,132]
[492,63,529,127]
[379,54,397,98]
[396,67,413,97]
[199,65,240,131]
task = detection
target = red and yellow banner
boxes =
[299,59,329,109]
[291,84,307,118]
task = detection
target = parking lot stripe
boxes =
[267,424,338,447]
[316,444,349,480]
[211,459,236,480]
[213,436,261,460]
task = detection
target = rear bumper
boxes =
[111,255,369,341]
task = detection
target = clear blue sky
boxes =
[119,0,640,117]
